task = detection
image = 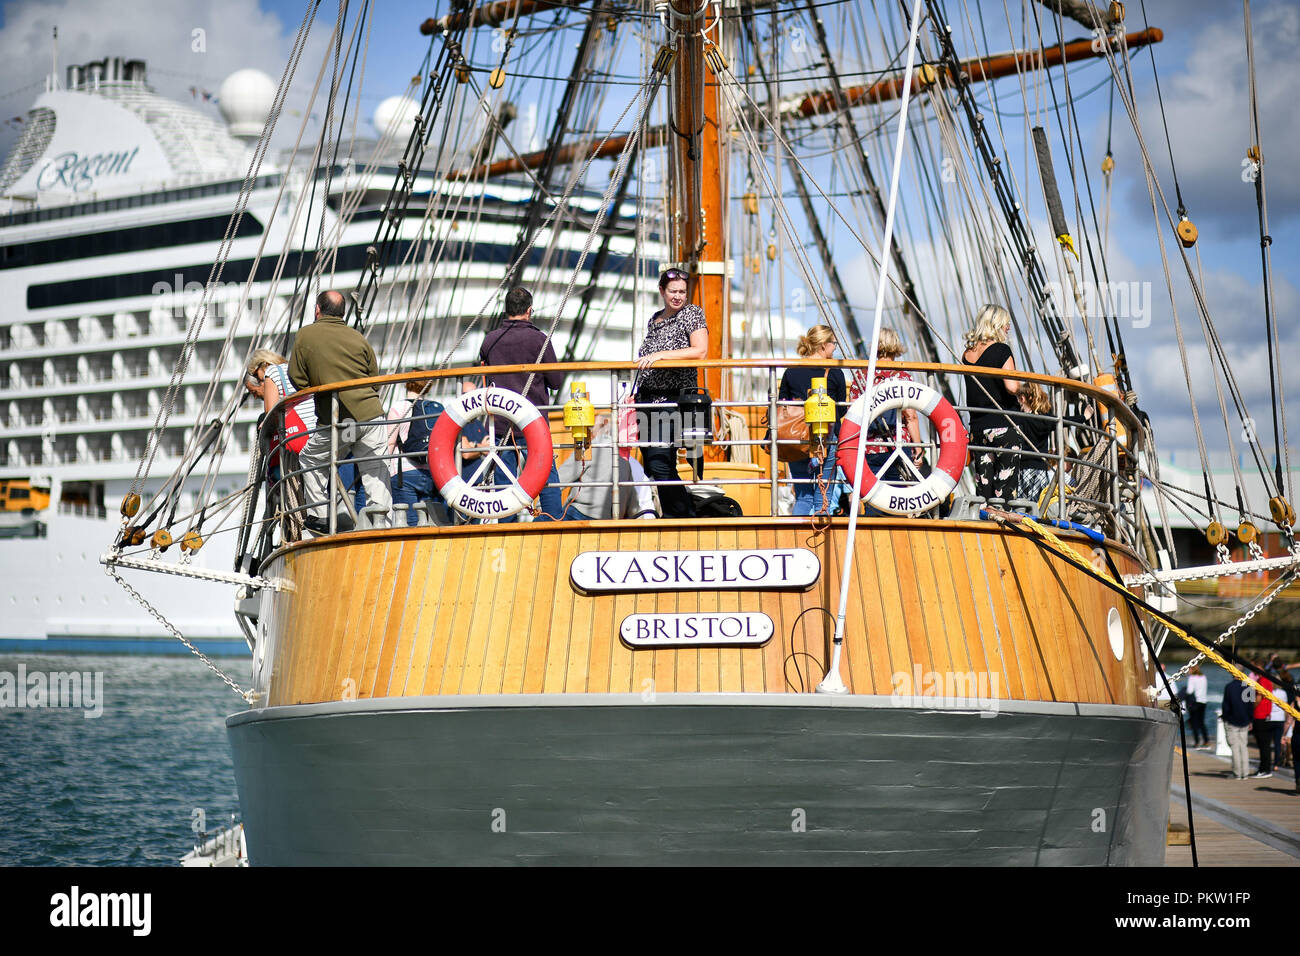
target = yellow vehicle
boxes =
[0,479,51,514]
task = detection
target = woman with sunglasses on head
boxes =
[245,349,317,539]
[633,269,709,518]
[245,349,317,452]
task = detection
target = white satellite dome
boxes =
[373,96,419,140]
[218,68,277,140]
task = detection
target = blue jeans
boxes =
[336,462,367,512]
[390,467,447,526]
[495,446,561,522]
[790,449,838,515]
[563,504,594,521]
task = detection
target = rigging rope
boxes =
[1242,0,1289,501]
[127,0,321,502]
[994,511,1300,722]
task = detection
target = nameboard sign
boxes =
[620,612,774,648]
[571,549,819,593]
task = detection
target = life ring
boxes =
[837,378,968,515]
[1092,372,1129,449]
[428,387,553,519]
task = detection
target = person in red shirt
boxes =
[1250,662,1275,777]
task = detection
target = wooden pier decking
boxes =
[1165,746,1299,866]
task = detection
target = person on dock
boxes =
[1182,664,1209,750]
[632,268,708,518]
[1251,662,1276,778]
[289,289,392,533]
[1265,679,1288,774]
[478,287,563,521]
[1221,674,1255,780]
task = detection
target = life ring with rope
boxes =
[1092,372,1129,449]
[428,387,553,519]
[837,378,968,515]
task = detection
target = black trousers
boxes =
[1252,718,1273,773]
[638,388,695,518]
[1186,701,1208,745]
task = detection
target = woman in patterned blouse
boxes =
[633,269,709,517]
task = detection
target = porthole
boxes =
[1107,607,1124,661]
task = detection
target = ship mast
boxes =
[665,0,728,399]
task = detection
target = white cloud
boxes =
[0,0,332,156]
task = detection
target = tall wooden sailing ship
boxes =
[105,0,1300,864]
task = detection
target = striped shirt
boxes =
[265,363,317,432]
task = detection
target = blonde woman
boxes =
[1015,381,1054,502]
[962,305,1022,501]
[244,348,316,538]
[778,325,845,515]
[244,348,316,454]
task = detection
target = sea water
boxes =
[0,652,242,866]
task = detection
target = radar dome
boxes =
[219,69,277,140]
[374,96,419,140]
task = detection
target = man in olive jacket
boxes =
[289,290,391,531]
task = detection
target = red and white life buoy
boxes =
[1092,372,1129,449]
[837,378,968,515]
[428,387,553,519]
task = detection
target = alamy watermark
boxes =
[50,886,150,936]
[151,274,244,304]
[1045,280,1151,329]
[0,664,104,718]
[890,665,1001,717]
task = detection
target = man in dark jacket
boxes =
[1221,675,1256,779]
[477,288,563,520]
[290,290,391,531]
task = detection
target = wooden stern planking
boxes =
[251,518,1158,709]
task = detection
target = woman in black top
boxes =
[778,325,846,515]
[961,304,1023,502]
[633,269,709,518]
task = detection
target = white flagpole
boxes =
[818,0,927,693]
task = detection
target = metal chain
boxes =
[1166,566,1298,684]
[1170,561,1300,582]
[104,560,253,702]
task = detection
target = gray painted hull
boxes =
[227,694,1176,865]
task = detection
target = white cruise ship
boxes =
[0,55,669,654]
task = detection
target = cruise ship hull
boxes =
[228,693,1176,865]
[0,511,247,654]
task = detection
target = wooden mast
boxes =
[667,0,728,401]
